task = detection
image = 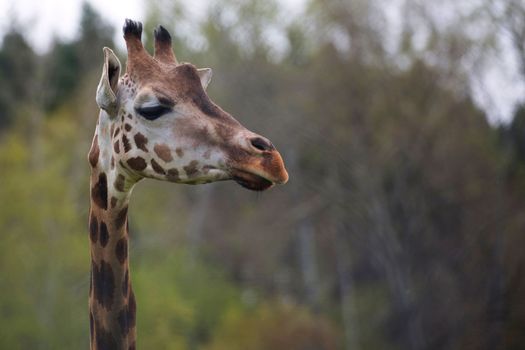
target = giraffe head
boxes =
[93,20,288,192]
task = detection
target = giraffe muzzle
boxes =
[230,147,289,191]
[231,169,275,191]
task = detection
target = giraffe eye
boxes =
[136,105,172,120]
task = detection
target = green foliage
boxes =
[134,251,242,349]
[43,3,115,111]
[0,29,37,128]
[0,1,525,350]
[0,115,89,349]
[205,302,340,350]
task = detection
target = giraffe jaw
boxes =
[230,169,274,191]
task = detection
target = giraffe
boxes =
[87,19,288,350]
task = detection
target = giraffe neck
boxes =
[88,114,138,350]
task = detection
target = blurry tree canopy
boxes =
[42,2,115,111]
[0,29,37,128]
[0,1,524,350]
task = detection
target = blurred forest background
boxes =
[1,0,525,349]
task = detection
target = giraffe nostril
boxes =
[250,137,274,152]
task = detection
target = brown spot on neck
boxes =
[92,259,115,310]
[123,269,129,296]
[94,319,118,349]
[89,135,100,168]
[115,238,128,264]
[117,288,137,336]
[91,173,108,210]
[89,312,94,343]
[115,206,128,230]
[89,214,98,243]
[114,174,126,192]
[99,221,109,247]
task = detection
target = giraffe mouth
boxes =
[231,169,274,191]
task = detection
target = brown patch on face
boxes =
[92,259,115,310]
[215,122,238,144]
[127,157,147,171]
[207,130,239,166]
[110,197,118,208]
[89,213,98,244]
[134,132,148,152]
[113,127,120,138]
[186,125,213,148]
[91,173,108,210]
[167,168,179,181]
[172,64,226,119]
[122,134,131,152]
[127,113,133,119]
[115,238,128,264]
[114,174,126,192]
[192,92,222,118]
[88,135,99,168]
[114,141,120,154]
[151,159,166,175]
[125,124,132,132]
[183,160,199,178]
[175,148,184,158]
[154,143,173,162]
[115,206,128,230]
[99,221,109,248]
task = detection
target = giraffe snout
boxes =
[261,149,289,185]
[249,136,275,153]
[236,132,289,186]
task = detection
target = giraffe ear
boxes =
[96,47,121,116]
[197,68,212,90]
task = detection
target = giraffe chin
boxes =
[231,169,274,191]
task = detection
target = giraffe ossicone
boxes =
[88,19,288,350]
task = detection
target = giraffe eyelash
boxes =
[135,105,172,120]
